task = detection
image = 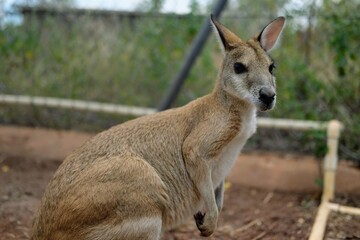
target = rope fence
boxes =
[0,94,156,117]
[0,94,329,131]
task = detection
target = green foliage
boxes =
[0,14,204,107]
[314,178,323,189]
[0,1,359,161]
[323,0,360,77]
[319,0,360,160]
[266,1,360,161]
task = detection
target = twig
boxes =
[262,192,274,204]
[252,221,277,240]
[232,218,261,235]
[252,231,266,240]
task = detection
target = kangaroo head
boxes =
[211,15,285,111]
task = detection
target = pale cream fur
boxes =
[31,15,285,240]
[86,217,162,240]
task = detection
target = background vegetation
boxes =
[0,0,359,162]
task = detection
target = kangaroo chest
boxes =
[212,110,257,188]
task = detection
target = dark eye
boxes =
[269,63,276,74]
[234,62,248,74]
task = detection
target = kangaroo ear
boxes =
[210,14,242,54]
[257,16,286,52]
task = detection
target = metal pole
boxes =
[157,0,228,111]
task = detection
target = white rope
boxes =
[0,94,329,130]
[257,117,328,131]
[0,94,156,117]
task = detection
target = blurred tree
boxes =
[319,0,360,159]
[213,0,291,38]
[22,0,73,8]
[136,0,164,13]
[234,0,289,17]
[322,0,360,77]
[189,0,201,15]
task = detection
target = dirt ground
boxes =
[0,126,359,240]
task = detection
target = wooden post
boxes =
[322,120,343,202]
[309,120,343,240]
[328,203,360,216]
[309,202,330,240]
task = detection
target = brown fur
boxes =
[31,16,285,240]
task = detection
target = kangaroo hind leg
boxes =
[87,215,162,240]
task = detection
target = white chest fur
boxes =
[212,109,257,188]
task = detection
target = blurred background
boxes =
[0,0,359,163]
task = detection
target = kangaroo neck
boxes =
[212,80,255,116]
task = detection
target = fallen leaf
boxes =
[2,165,9,173]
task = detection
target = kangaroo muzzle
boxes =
[259,87,276,110]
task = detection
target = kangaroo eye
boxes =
[234,62,248,74]
[269,63,276,74]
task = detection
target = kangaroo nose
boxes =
[259,87,276,105]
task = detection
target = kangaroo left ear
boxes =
[257,16,286,52]
[210,14,242,54]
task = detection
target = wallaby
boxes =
[31,15,285,240]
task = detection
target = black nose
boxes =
[259,87,276,105]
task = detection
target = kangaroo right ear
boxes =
[210,14,242,54]
[257,16,286,52]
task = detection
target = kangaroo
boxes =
[31,15,285,240]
